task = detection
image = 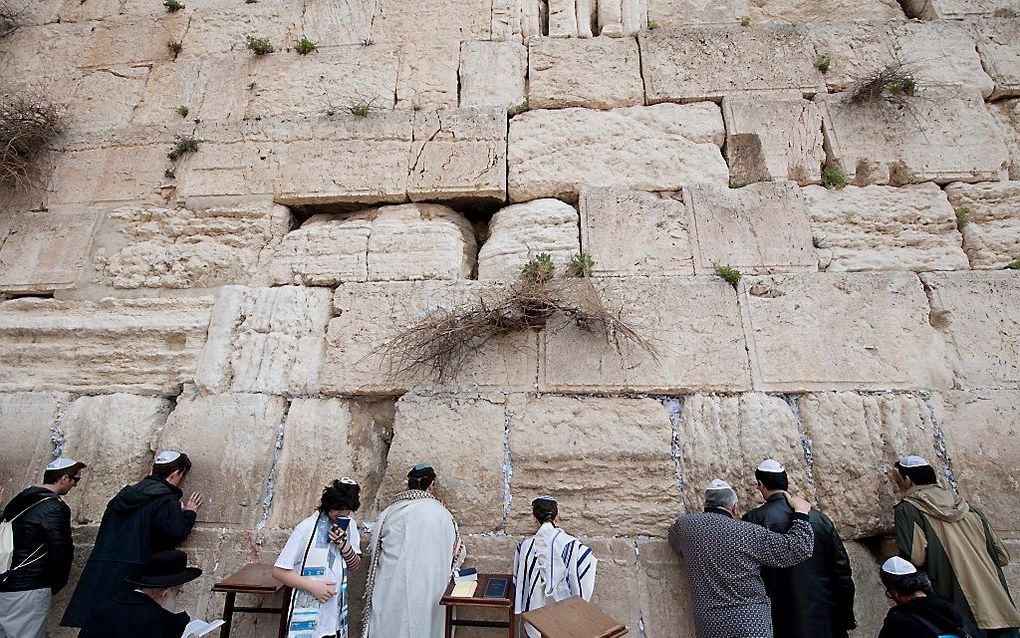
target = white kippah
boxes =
[534,495,557,502]
[46,457,78,471]
[882,556,918,576]
[757,459,785,473]
[706,479,733,491]
[155,450,182,465]
[898,455,930,469]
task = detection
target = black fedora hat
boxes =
[125,550,202,588]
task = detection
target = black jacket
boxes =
[743,494,856,638]
[0,486,73,593]
[60,476,196,627]
[878,596,967,638]
[78,590,190,638]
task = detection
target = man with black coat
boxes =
[742,459,857,638]
[878,556,968,638]
[79,549,202,638]
[60,451,203,628]
[0,458,85,638]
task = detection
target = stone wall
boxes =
[1,1,1019,636]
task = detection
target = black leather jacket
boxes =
[0,486,74,593]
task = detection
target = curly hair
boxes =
[319,479,361,513]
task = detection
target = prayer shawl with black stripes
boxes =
[513,522,597,638]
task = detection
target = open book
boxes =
[182,619,225,637]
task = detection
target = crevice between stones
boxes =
[255,399,290,531]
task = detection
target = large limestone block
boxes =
[640,25,824,103]
[267,203,475,286]
[68,67,150,132]
[940,390,1020,536]
[528,36,644,110]
[743,272,953,391]
[0,393,69,495]
[0,23,92,79]
[991,100,1020,180]
[300,0,373,47]
[944,181,1020,269]
[477,199,580,280]
[0,297,213,395]
[922,271,1020,389]
[179,4,299,58]
[797,392,945,538]
[508,395,679,536]
[459,41,527,111]
[395,43,460,110]
[508,103,728,202]
[0,209,101,294]
[636,538,697,638]
[195,286,332,395]
[722,94,825,185]
[579,187,695,276]
[677,394,812,513]
[132,56,250,125]
[82,15,187,69]
[586,539,640,635]
[270,398,392,527]
[803,183,969,272]
[972,18,1020,99]
[846,542,892,637]
[646,0,902,26]
[811,21,994,99]
[547,0,595,37]
[371,0,493,43]
[378,393,505,533]
[901,0,1020,18]
[322,280,539,394]
[819,92,1009,185]
[685,181,816,274]
[60,394,171,524]
[408,108,507,203]
[159,393,286,527]
[540,276,752,392]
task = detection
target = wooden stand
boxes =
[440,573,516,637]
[212,563,292,638]
[520,597,627,638]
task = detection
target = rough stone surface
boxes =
[743,272,953,391]
[67,67,150,132]
[195,286,332,395]
[798,391,945,538]
[640,25,824,103]
[922,271,1020,389]
[0,297,213,395]
[586,538,641,635]
[803,183,969,272]
[81,15,187,69]
[527,36,644,110]
[408,108,507,203]
[0,209,101,294]
[646,0,903,27]
[178,5,298,58]
[159,393,286,527]
[579,187,694,276]
[901,0,1020,18]
[0,392,69,496]
[508,103,728,202]
[636,538,698,638]
[541,276,752,392]
[459,41,527,111]
[972,18,1020,99]
[371,0,494,43]
[508,395,679,536]
[944,181,1020,269]
[477,199,580,280]
[722,94,826,185]
[395,43,461,110]
[819,92,1010,185]
[846,542,892,637]
[991,100,1020,180]
[132,56,251,125]
[685,181,817,274]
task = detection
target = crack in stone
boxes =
[255,400,290,530]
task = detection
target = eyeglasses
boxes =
[70,475,82,483]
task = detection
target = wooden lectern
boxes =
[212,563,292,638]
[520,597,627,638]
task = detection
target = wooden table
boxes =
[440,572,516,637]
[521,596,627,638]
[212,563,292,638]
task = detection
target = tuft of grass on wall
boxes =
[245,35,274,55]
[295,36,317,55]
[821,165,846,190]
[715,265,741,290]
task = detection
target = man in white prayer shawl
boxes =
[362,464,466,638]
[513,496,597,638]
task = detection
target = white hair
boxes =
[704,487,738,510]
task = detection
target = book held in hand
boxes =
[182,618,225,637]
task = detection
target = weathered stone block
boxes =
[159,393,286,527]
[0,297,213,395]
[846,542,892,637]
[508,395,679,536]
[0,209,101,294]
[945,181,1020,269]
[378,393,505,533]
[68,67,150,132]
[546,0,594,38]
[477,199,580,280]
[922,271,1020,389]
[636,538,697,638]
[579,187,694,276]
[797,392,945,538]
[640,25,824,103]
[803,183,968,272]
[540,276,751,393]
[395,43,460,110]
[132,56,251,125]
[0,392,69,496]
[646,0,903,27]
[901,0,1020,18]
[685,181,816,274]
[195,286,332,395]
[371,0,493,43]
[322,280,539,394]
[972,18,1020,100]
[0,24,97,79]
[587,538,641,635]
[459,41,527,111]
[408,108,507,202]
[743,272,953,391]
[60,394,171,524]
[82,15,187,69]
[722,94,825,185]
[179,5,299,58]
[508,103,728,202]
[819,92,1009,185]
[528,36,644,109]
[677,393,812,513]
[991,100,1020,180]
[300,0,373,47]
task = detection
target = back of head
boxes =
[755,468,789,492]
[532,496,557,524]
[319,478,361,512]
[407,464,436,491]
[881,569,933,598]
[704,479,738,511]
[151,451,192,480]
[895,460,938,487]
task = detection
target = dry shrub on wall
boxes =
[0,88,63,191]
[848,61,919,106]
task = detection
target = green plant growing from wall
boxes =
[569,252,596,278]
[295,36,317,55]
[955,207,971,228]
[167,136,199,161]
[246,35,274,55]
[1006,260,1020,270]
[821,165,846,190]
[815,54,831,73]
[739,16,752,26]
[349,101,372,117]
[509,100,530,116]
[715,265,741,290]
[245,0,259,3]
[176,105,189,117]
[521,253,556,284]
[647,20,660,29]
[163,0,185,12]
[168,39,183,57]
[729,179,746,189]
[164,167,176,179]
